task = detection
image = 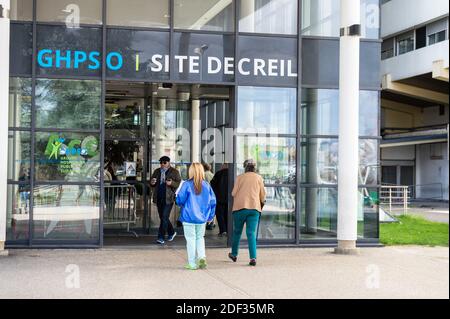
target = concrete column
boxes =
[335,0,361,255]
[240,0,255,33]
[191,99,201,163]
[155,98,166,158]
[0,0,10,256]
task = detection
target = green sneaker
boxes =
[197,258,208,269]
[184,264,198,271]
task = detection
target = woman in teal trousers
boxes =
[228,159,266,266]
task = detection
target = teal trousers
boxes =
[231,209,260,260]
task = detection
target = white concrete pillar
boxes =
[0,0,10,256]
[191,99,201,163]
[335,0,361,255]
[240,0,255,33]
[155,98,166,159]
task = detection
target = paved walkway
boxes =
[0,246,448,299]
[390,201,449,223]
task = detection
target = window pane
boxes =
[105,99,146,139]
[360,91,379,137]
[105,140,145,182]
[10,0,33,21]
[301,138,339,185]
[358,188,379,239]
[300,187,337,239]
[301,0,340,37]
[8,131,31,182]
[237,87,296,135]
[36,26,102,78]
[174,0,234,32]
[35,79,101,130]
[35,132,101,182]
[240,0,298,35]
[32,185,100,241]
[151,99,192,165]
[259,187,296,240]
[361,0,380,39]
[300,187,379,240]
[37,0,102,25]
[9,77,32,128]
[301,138,379,186]
[10,24,33,76]
[236,136,296,184]
[107,0,169,28]
[301,89,339,136]
[7,184,30,241]
[359,139,379,186]
[301,89,379,137]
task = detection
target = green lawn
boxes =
[380,215,449,247]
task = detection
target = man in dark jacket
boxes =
[150,156,181,244]
[210,164,229,236]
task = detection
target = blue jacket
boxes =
[176,180,217,224]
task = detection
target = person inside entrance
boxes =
[150,156,182,245]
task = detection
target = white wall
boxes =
[381,0,449,38]
[416,143,449,200]
[381,40,449,81]
[381,145,416,160]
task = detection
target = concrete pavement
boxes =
[0,246,448,299]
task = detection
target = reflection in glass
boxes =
[36,26,102,77]
[358,188,379,239]
[361,0,380,39]
[6,184,30,241]
[301,138,339,185]
[104,140,145,182]
[237,87,296,135]
[37,0,102,24]
[301,89,379,137]
[301,187,379,239]
[236,136,296,184]
[175,0,234,31]
[301,0,340,37]
[105,99,146,139]
[258,187,296,240]
[302,0,380,39]
[9,78,32,128]
[151,99,192,165]
[240,0,298,35]
[35,79,101,129]
[107,0,169,28]
[301,89,339,136]
[359,139,378,186]
[8,131,31,181]
[32,185,100,240]
[301,187,337,239]
[10,0,33,21]
[359,91,379,137]
[301,138,379,185]
[35,132,101,182]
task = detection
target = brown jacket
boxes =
[150,166,181,205]
[231,172,266,213]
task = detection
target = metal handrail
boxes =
[380,185,410,214]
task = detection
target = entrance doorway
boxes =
[102,82,232,247]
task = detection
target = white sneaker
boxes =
[167,232,177,242]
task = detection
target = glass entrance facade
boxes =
[7,0,381,247]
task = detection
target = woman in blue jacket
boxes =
[176,163,217,270]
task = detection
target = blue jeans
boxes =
[157,198,174,240]
[183,223,206,267]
